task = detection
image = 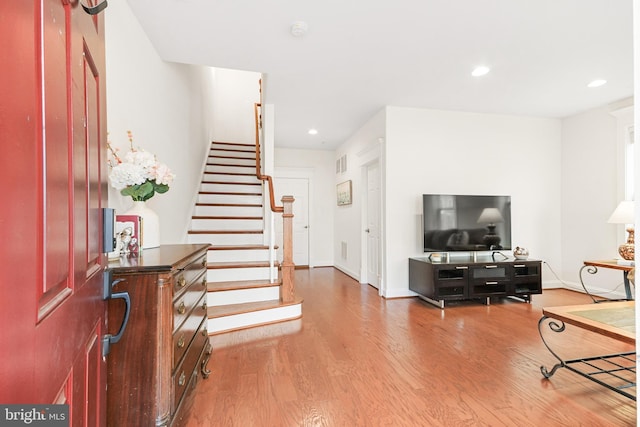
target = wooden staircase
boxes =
[188,141,302,334]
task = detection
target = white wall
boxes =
[561,104,630,298]
[335,106,563,297]
[385,107,563,297]
[211,68,262,144]
[274,148,336,266]
[105,1,214,243]
[333,110,387,281]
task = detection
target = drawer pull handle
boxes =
[201,343,212,379]
[177,335,186,348]
[486,281,498,285]
[177,302,186,315]
[202,259,207,268]
[485,265,498,269]
[177,277,186,288]
[178,372,186,387]
[202,277,207,288]
[514,264,526,268]
[202,300,208,310]
[455,266,468,270]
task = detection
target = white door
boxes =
[274,177,310,266]
[366,162,381,289]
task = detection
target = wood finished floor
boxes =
[183,267,636,426]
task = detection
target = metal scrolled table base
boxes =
[538,315,636,400]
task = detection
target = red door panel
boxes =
[0,1,108,425]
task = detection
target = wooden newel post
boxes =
[280,195,295,303]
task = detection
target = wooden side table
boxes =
[580,260,634,302]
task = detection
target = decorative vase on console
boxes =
[124,201,160,249]
[107,130,176,250]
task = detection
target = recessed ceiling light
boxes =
[290,21,308,37]
[308,128,318,135]
[471,66,490,77]
[587,79,607,88]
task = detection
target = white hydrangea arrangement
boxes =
[107,130,176,202]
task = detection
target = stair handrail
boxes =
[254,102,295,303]
[254,102,283,213]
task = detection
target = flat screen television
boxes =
[423,194,512,252]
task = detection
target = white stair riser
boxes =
[188,233,264,245]
[207,286,280,306]
[210,150,254,159]
[207,266,273,282]
[207,155,256,165]
[207,303,302,334]
[207,249,271,262]
[194,205,263,216]
[187,234,264,245]
[200,183,262,193]
[205,165,255,174]
[191,218,264,230]
[198,193,263,205]
[207,157,254,166]
[202,173,259,184]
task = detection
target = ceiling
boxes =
[126,0,633,150]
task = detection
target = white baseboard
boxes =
[311,259,334,268]
[382,288,418,299]
[561,281,628,300]
[333,264,360,281]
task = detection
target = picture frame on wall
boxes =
[337,180,352,206]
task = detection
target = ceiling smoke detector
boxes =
[290,21,308,37]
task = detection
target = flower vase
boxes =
[124,201,160,249]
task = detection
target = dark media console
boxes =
[409,256,542,308]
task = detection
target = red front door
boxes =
[0,1,108,425]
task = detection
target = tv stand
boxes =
[409,256,542,308]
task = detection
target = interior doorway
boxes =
[364,161,382,291]
[274,176,310,266]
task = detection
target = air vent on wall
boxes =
[336,154,347,174]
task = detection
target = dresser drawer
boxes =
[173,272,207,333]
[172,317,209,414]
[174,253,207,298]
[173,294,208,369]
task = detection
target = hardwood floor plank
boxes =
[182,267,636,426]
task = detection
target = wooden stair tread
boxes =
[208,155,255,161]
[208,244,271,250]
[207,297,303,319]
[192,215,263,220]
[198,191,262,196]
[201,180,261,186]
[203,171,256,177]
[207,261,278,269]
[208,279,280,292]
[211,141,254,148]
[188,229,263,234]
[206,162,254,168]
[196,202,262,207]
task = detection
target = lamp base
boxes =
[482,234,502,249]
[618,227,635,261]
[483,225,502,249]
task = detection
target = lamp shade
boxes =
[477,207,504,224]
[607,201,635,224]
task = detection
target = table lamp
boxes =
[477,207,504,249]
[607,200,635,261]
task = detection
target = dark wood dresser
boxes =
[107,244,211,426]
